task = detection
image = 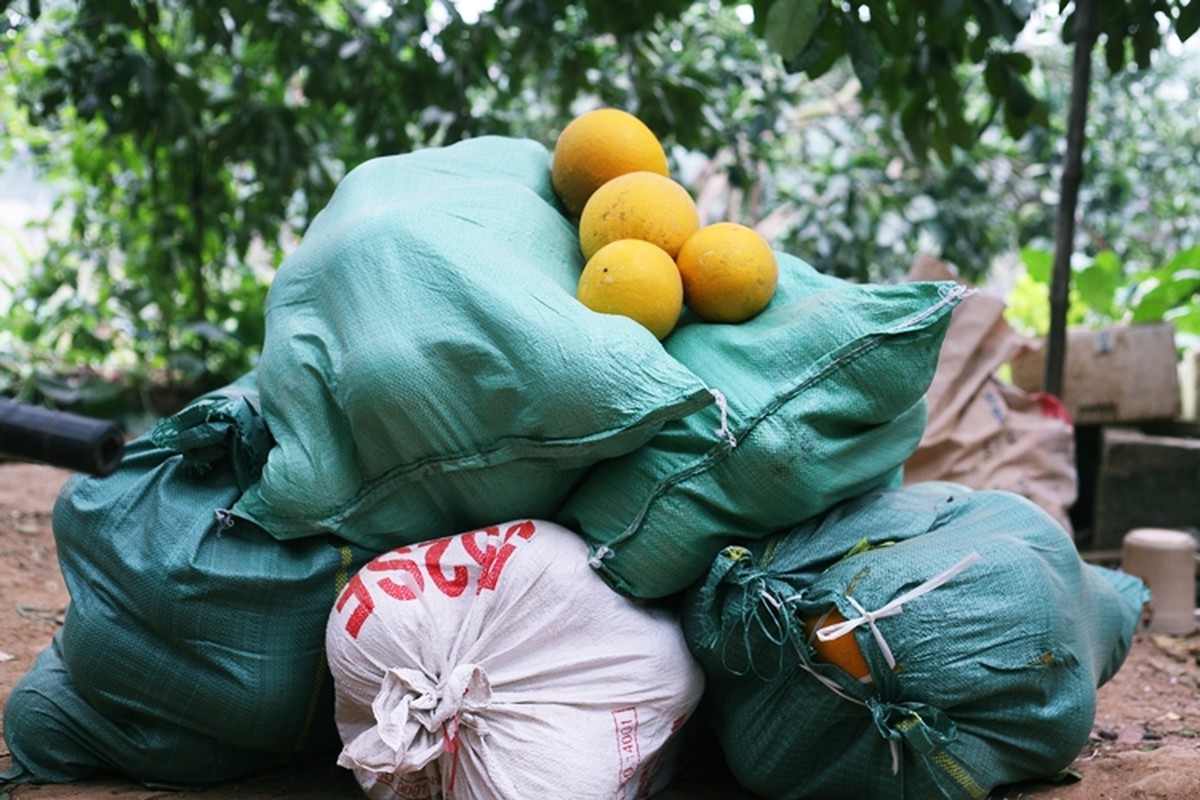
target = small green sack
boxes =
[556,255,965,598]
[233,136,712,551]
[1,375,376,787]
[681,482,1148,800]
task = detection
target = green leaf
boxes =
[846,15,881,93]
[751,0,775,38]
[783,8,840,77]
[987,0,1025,42]
[1168,296,1200,336]
[764,0,824,60]
[983,56,1006,98]
[1131,281,1188,323]
[973,0,998,38]
[1061,9,1077,44]
[1005,67,1036,119]
[1028,96,1050,127]
[900,97,931,161]
[946,105,976,149]
[1132,19,1161,70]
[937,0,966,21]
[1045,769,1084,785]
[1005,51,1034,73]
[1179,1,1200,41]
[1104,34,1127,73]
[1020,246,1054,284]
[1166,245,1200,273]
[1075,250,1123,319]
[1129,258,1200,323]
[929,122,954,163]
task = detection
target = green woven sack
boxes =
[233,136,712,550]
[2,634,279,787]
[1,374,376,787]
[681,482,1148,800]
[556,255,966,598]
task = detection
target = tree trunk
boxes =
[1046,0,1098,398]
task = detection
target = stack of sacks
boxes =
[1,135,992,797]
[681,481,1148,800]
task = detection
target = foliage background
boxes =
[1,0,1198,423]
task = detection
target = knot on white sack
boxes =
[340,663,492,774]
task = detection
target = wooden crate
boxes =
[1011,323,1181,424]
[1091,425,1200,551]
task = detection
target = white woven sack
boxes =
[325,519,705,800]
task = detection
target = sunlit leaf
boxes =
[764,0,823,60]
[1020,247,1054,284]
[1075,251,1123,319]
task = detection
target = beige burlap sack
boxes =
[904,255,1078,536]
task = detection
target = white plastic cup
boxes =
[1121,528,1198,635]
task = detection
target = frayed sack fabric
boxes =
[681,481,1148,800]
[233,136,712,551]
[1,375,375,787]
[326,519,705,800]
[556,254,967,598]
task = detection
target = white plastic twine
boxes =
[816,551,984,672]
[710,389,737,448]
[805,551,983,775]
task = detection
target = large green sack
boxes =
[555,255,966,598]
[232,136,712,551]
[681,481,1148,800]
[1,375,376,787]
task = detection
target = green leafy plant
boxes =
[1,0,1197,416]
[1008,245,1200,353]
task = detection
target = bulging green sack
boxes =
[2,374,376,787]
[234,136,712,551]
[681,481,1148,800]
[556,255,965,598]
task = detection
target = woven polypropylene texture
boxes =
[235,135,712,550]
[2,376,375,786]
[557,255,964,598]
[682,481,1147,800]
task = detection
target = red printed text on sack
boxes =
[335,520,537,638]
[612,705,642,784]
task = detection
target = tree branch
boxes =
[1045,0,1097,398]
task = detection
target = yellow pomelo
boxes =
[578,171,700,262]
[551,108,669,219]
[576,239,684,341]
[675,222,778,323]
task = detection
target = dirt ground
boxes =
[2,461,1200,800]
